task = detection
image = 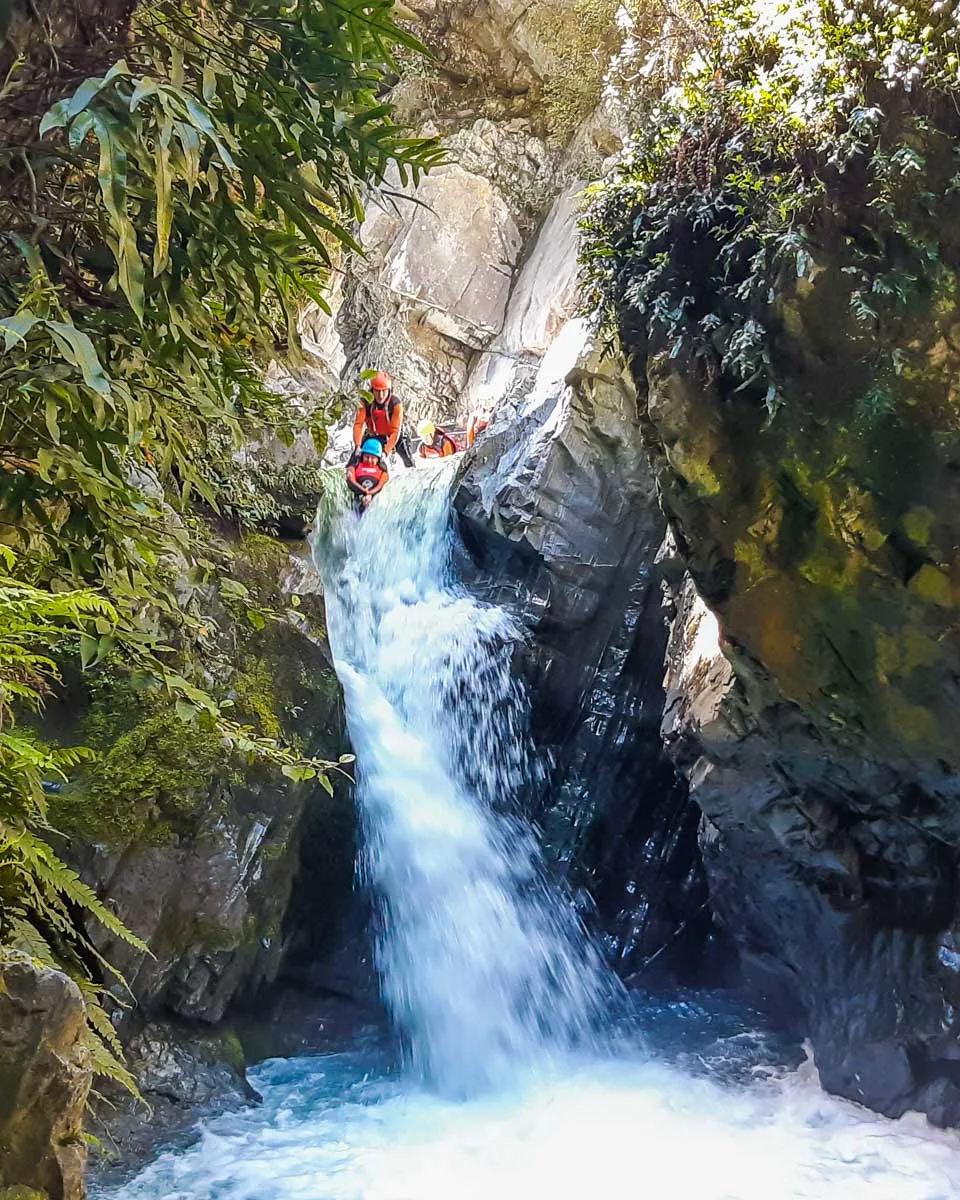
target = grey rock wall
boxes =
[455,340,713,980]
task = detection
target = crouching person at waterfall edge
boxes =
[351,371,415,468]
[466,405,492,447]
[346,438,390,512]
[416,419,457,459]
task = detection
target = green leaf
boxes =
[96,634,116,663]
[10,234,44,274]
[219,579,249,600]
[66,67,117,120]
[67,111,96,151]
[88,112,145,322]
[44,397,61,444]
[36,448,55,481]
[45,322,112,396]
[79,632,99,670]
[0,313,39,350]
[39,100,71,137]
[310,424,328,457]
[182,96,237,171]
[174,120,201,195]
[154,128,174,273]
[175,699,199,723]
[130,77,159,111]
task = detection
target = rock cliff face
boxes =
[449,133,960,1121]
[0,958,91,1200]
[626,253,960,1122]
[455,337,713,980]
[55,539,352,1036]
[300,3,616,428]
[36,532,360,1159]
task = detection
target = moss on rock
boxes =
[51,684,228,848]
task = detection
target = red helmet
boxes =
[371,371,391,394]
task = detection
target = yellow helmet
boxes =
[417,419,436,443]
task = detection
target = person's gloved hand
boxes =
[380,453,390,469]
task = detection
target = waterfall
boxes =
[312,465,616,1091]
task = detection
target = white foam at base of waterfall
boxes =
[97,1048,960,1200]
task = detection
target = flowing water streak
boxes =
[312,464,615,1090]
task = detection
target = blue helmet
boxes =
[362,438,383,456]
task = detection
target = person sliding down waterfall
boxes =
[416,419,457,459]
[345,438,390,512]
[351,371,415,468]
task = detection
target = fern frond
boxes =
[82,1025,143,1100]
[6,830,150,954]
[6,915,57,965]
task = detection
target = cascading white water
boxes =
[97,474,960,1200]
[312,464,616,1090]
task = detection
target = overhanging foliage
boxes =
[581,0,960,421]
[0,0,439,1086]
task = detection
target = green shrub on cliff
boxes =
[581,0,960,419]
[54,685,229,846]
[533,0,624,142]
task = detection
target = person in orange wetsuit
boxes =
[345,438,390,512]
[416,420,457,459]
[466,405,493,447]
[351,371,415,468]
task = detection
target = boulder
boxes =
[90,1023,257,1172]
[360,161,522,352]
[0,958,91,1200]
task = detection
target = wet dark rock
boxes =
[233,986,387,1064]
[660,572,960,1118]
[819,1041,916,1119]
[0,957,91,1200]
[641,248,960,1122]
[90,1022,257,1175]
[458,269,960,1126]
[455,343,716,982]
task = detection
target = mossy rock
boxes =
[639,261,960,766]
[51,683,229,847]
